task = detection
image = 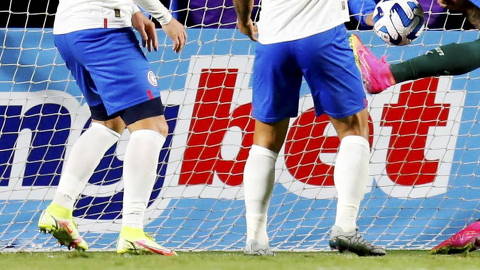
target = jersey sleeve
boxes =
[348,0,376,27]
[133,0,173,25]
[131,3,141,14]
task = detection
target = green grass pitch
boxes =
[2,251,480,270]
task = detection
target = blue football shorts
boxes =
[54,27,162,120]
[252,24,367,123]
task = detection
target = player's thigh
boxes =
[296,25,367,120]
[127,114,168,137]
[70,28,166,128]
[252,41,303,124]
[55,34,111,122]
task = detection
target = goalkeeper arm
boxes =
[438,0,480,29]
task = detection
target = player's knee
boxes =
[101,117,126,134]
[146,120,169,137]
[91,117,125,134]
[252,118,290,153]
[127,115,169,137]
[330,109,369,140]
[339,126,368,140]
[335,122,368,140]
[253,137,282,153]
[89,104,126,134]
[145,117,169,137]
[119,98,168,136]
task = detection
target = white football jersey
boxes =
[257,0,350,44]
[54,0,172,35]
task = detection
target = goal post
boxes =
[1,0,480,251]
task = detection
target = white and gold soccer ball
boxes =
[373,0,425,46]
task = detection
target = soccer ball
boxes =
[373,0,425,46]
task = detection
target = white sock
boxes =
[334,135,370,233]
[244,145,278,246]
[122,129,165,229]
[53,122,121,210]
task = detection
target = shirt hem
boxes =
[258,21,346,45]
[53,23,133,35]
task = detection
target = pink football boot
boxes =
[431,220,480,254]
[349,34,396,94]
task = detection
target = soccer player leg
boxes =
[351,35,480,94]
[390,39,480,84]
[328,110,387,256]
[349,34,395,94]
[243,120,288,256]
[118,111,175,256]
[299,25,385,256]
[39,118,121,251]
[431,220,480,254]
[74,28,175,256]
[244,41,302,256]
[39,34,123,251]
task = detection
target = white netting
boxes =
[1,0,480,251]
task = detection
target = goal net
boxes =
[1,0,480,251]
